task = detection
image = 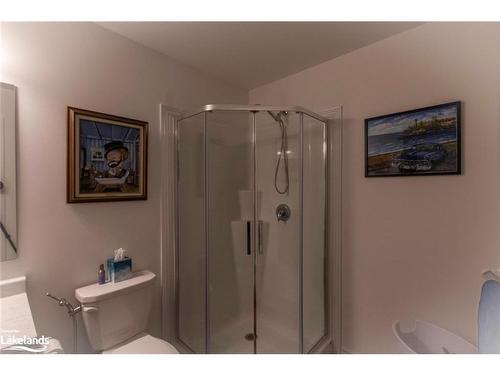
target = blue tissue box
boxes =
[106,257,132,283]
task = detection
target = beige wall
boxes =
[0,22,247,353]
[250,22,500,353]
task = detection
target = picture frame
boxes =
[67,107,148,203]
[365,101,461,177]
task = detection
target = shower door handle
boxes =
[258,220,263,254]
[246,221,251,255]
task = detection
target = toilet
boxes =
[75,270,178,354]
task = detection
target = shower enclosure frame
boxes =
[160,104,342,354]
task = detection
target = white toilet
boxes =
[75,270,178,354]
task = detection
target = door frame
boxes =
[159,104,190,352]
[321,106,343,354]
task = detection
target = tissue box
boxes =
[106,257,132,283]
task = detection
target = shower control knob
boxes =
[276,204,291,223]
[244,333,256,341]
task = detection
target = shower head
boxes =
[267,111,288,122]
[267,111,279,122]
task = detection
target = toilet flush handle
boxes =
[82,305,99,313]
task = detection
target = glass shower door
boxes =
[206,111,255,353]
[177,113,206,353]
[254,111,302,353]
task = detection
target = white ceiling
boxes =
[98,22,423,90]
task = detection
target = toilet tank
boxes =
[75,270,156,351]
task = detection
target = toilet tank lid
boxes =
[75,270,156,303]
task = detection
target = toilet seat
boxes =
[103,333,179,354]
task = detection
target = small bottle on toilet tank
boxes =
[98,264,106,285]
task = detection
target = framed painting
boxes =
[365,101,461,177]
[67,107,148,203]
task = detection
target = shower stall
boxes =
[173,104,331,354]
